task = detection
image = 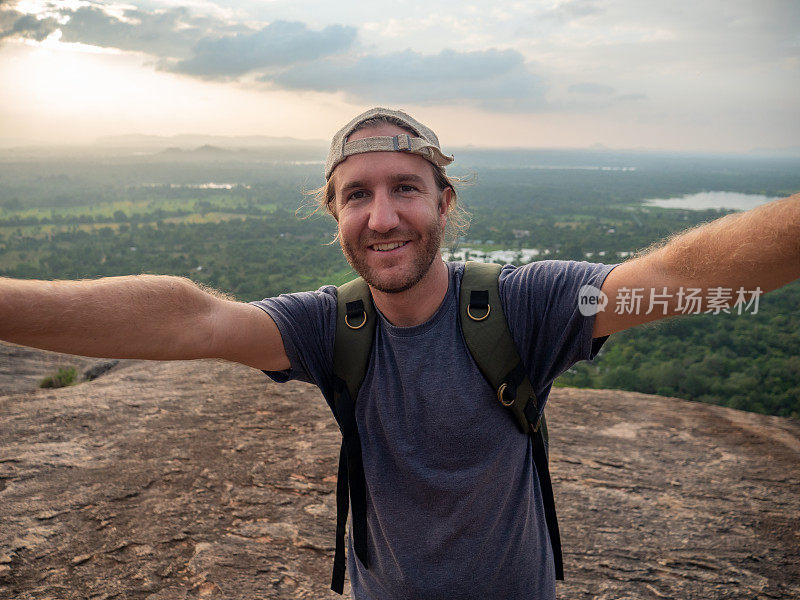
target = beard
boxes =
[340,219,443,294]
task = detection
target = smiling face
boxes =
[331,124,451,294]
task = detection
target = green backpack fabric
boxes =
[328,261,563,594]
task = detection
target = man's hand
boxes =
[0,275,290,371]
[594,193,800,338]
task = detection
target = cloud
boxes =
[1,3,357,82]
[270,48,546,111]
[170,21,356,79]
[568,82,615,95]
[0,1,656,114]
[0,9,58,41]
[57,5,227,58]
[0,3,251,58]
[615,93,647,103]
[552,0,603,20]
[559,86,647,111]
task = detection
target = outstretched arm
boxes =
[594,193,800,338]
[0,274,290,371]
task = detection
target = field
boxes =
[1,142,799,416]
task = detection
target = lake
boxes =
[644,191,780,210]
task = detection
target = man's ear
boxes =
[438,187,453,230]
[327,175,339,221]
[328,191,340,221]
[439,187,453,216]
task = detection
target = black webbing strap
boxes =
[331,378,370,593]
[331,277,376,594]
[531,426,563,579]
[332,445,348,591]
[471,289,489,307]
[345,299,367,329]
[459,261,564,580]
[346,300,364,316]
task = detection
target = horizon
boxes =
[2,134,800,160]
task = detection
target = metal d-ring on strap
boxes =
[345,312,367,329]
[344,299,368,330]
[467,289,491,321]
[497,382,515,407]
[466,303,490,321]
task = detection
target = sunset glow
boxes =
[1,0,798,152]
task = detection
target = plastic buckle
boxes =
[393,134,412,151]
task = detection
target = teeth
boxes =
[373,242,406,251]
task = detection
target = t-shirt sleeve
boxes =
[499,260,617,397]
[249,286,337,400]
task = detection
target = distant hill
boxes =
[146,142,326,164]
[747,145,800,157]
[1,343,798,598]
[157,144,231,158]
[96,133,328,151]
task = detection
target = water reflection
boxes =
[644,191,779,210]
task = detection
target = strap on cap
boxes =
[393,134,411,151]
[341,135,454,168]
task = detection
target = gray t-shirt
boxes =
[253,260,615,600]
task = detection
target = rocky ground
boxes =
[1,343,798,599]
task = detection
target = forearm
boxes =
[595,193,800,337]
[644,193,800,292]
[0,274,216,360]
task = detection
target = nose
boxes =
[367,189,400,233]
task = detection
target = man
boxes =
[1,107,798,599]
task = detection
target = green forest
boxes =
[1,145,799,417]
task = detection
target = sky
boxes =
[0,0,798,153]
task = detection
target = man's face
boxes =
[332,124,451,294]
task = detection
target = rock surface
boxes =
[0,344,123,394]
[1,344,798,599]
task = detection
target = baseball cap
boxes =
[325,107,454,181]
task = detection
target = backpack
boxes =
[328,261,563,594]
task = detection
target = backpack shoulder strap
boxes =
[459,261,563,580]
[333,276,376,399]
[329,276,375,594]
[459,261,541,433]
